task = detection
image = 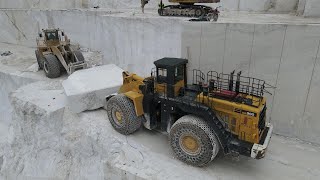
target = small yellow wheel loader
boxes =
[35,29,87,78]
[106,57,273,166]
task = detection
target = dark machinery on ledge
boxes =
[35,28,87,78]
[141,0,220,21]
[105,57,273,166]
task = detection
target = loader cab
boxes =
[43,29,61,46]
[44,30,59,41]
[154,58,188,98]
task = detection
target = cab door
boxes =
[155,67,167,95]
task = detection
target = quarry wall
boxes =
[0,0,315,14]
[304,0,320,17]
[1,1,320,179]
[0,0,83,9]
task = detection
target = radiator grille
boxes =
[259,105,266,131]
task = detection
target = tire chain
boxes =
[106,94,144,135]
[170,115,220,166]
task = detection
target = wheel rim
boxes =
[112,108,123,126]
[179,133,201,155]
[115,111,122,122]
[195,9,202,17]
[44,61,49,73]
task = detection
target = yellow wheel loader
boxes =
[105,57,273,166]
[141,0,220,21]
[35,28,87,78]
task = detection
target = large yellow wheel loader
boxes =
[106,57,273,166]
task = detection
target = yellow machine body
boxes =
[197,93,266,144]
[111,58,273,161]
[155,79,184,97]
[118,71,146,116]
[118,69,267,144]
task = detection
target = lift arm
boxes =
[119,71,146,116]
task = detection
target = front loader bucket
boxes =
[68,61,88,74]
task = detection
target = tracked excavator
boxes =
[141,0,220,21]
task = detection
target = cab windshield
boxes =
[46,32,58,40]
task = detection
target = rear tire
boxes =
[73,50,85,63]
[106,94,143,135]
[169,115,220,166]
[43,54,61,78]
[35,50,44,69]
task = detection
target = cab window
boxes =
[175,65,184,83]
[157,68,167,83]
[46,32,58,40]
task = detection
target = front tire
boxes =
[106,94,143,135]
[43,54,61,78]
[35,50,44,69]
[169,115,220,166]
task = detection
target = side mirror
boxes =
[39,33,42,37]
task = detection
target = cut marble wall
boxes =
[0,0,82,9]
[302,46,320,143]
[304,0,320,17]
[270,0,299,12]
[271,25,320,141]
[239,0,271,11]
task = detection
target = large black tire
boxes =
[73,50,85,63]
[43,54,61,78]
[169,115,220,167]
[35,50,44,69]
[106,94,143,135]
